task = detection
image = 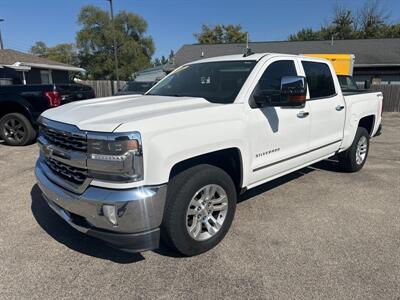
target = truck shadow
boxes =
[30,184,145,264]
[239,158,342,202]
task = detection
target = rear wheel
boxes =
[162,164,237,256]
[0,113,36,146]
[338,127,370,172]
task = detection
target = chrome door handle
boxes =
[297,111,309,118]
[336,105,345,111]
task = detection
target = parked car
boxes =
[114,81,155,95]
[35,53,383,256]
[0,83,95,146]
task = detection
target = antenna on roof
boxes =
[243,32,254,57]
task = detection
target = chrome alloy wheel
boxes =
[186,184,228,241]
[356,136,368,165]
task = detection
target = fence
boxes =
[369,84,400,112]
[82,80,127,98]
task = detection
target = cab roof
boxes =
[185,52,331,66]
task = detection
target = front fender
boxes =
[142,120,250,186]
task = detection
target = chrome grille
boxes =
[43,127,87,152]
[46,158,87,185]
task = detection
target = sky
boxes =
[0,0,399,59]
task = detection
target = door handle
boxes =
[336,105,345,111]
[297,111,309,118]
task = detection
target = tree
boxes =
[331,5,354,39]
[356,0,389,38]
[287,0,399,41]
[30,41,48,57]
[76,5,154,80]
[152,55,168,66]
[30,41,79,65]
[194,24,247,44]
[288,28,319,41]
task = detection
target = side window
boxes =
[250,60,297,107]
[301,61,335,99]
[258,60,297,92]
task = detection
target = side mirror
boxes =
[254,76,307,108]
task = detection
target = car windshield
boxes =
[147,61,257,103]
[122,81,154,93]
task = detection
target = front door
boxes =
[246,58,311,186]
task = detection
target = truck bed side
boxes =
[341,91,383,150]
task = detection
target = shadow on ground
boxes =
[31,158,343,262]
[31,184,146,264]
[239,158,342,202]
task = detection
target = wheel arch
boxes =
[358,115,375,136]
[169,148,244,192]
[0,99,34,124]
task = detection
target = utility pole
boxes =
[107,0,119,89]
[0,19,4,50]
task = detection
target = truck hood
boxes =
[41,95,216,132]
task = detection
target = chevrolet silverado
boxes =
[35,53,383,256]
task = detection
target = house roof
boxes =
[0,49,84,72]
[165,38,400,70]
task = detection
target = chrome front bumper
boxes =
[35,160,167,252]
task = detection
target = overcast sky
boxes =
[1,0,399,58]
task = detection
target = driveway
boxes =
[0,113,399,299]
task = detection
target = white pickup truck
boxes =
[35,53,383,256]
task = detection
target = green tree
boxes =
[76,5,154,80]
[30,41,48,57]
[288,28,319,41]
[357,0,389,38]
[331,5,354,39]
[30,41,79,65]
[287,0,399,41]
[194,24,247,44]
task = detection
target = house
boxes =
[0,49,84,85]
[132,65,167,82]
[164,38,400,84]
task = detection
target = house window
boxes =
[40,70,52,84]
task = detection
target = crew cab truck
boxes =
[35,53,383,256]
[0,83,95,146]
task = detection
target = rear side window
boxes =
[301,61,336,99]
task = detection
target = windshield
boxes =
[147,61,257,103]
[122,81,154,93]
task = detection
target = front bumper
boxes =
[35,161,167,252]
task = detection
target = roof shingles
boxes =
[0,49,75,67]
[168,38,400,69]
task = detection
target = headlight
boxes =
[87,132,143,182]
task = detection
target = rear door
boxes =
[299,59,345,157]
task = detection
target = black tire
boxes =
[338,127,370,172]
[0,113,36,146]
[162,164,237,256]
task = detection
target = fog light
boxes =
[103,205,118,226]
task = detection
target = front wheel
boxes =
[338,127,370,172]
[162,164,237,256]
[0,113,36,146]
